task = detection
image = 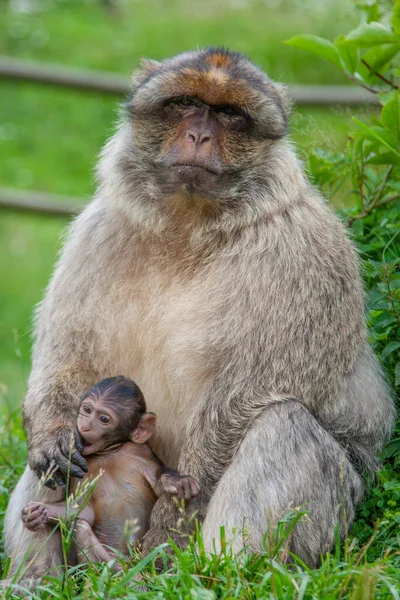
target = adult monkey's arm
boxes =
[23,206,105,488]
[24,370,91,488]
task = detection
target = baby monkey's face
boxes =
[77,396,120,456]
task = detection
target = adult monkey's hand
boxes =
[28,427,88,489]
[25,380,89,489]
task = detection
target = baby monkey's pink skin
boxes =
[22,381,200,564]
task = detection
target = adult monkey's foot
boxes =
[141,493,199,557]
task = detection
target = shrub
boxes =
[287,0,400,556]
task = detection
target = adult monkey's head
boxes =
[100,48,291,227]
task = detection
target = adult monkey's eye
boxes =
[170,96,199,108]
[100,415,110,424]
[217,105,242,117]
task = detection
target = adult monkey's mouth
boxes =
[171,162,220,175]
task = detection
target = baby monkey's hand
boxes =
[21,501,50,532]
[161,473,200,501]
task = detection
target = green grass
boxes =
[0,484,399,599]
[1,0,398,597]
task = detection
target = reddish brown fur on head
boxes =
[129,48,288,134]
[117,48,289,216]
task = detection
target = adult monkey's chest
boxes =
[98,250,220,466]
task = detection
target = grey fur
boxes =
[4,49,395,576]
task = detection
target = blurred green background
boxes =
[0,0,368,412]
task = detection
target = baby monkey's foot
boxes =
[21,501,59,531]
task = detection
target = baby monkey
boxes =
[22,377,200,564]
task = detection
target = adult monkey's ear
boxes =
[131,413,157,444]
[130,59,161,92]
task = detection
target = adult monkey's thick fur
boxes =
[4,48,395,575]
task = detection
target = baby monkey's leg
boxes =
[74,519,119,566]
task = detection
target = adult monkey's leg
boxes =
[201,401,363,567]
[4,368,97,579]
[142,393,301,553]
[4,467,64,582]
[142,398,363,567]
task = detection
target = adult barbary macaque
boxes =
[4,47,395,576]
[21,376,200,565]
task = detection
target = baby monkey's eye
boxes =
[83,405,91,414]
[100,415,110,424]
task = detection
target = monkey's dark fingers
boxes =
[55,454,85,480]
[182,478,193,501]
[44,478,57,490]
[26,516,48,532]
[74,431,84,454]
[30,452,54,487]
[23,501,40,510]
[189,478,200,497]
[57,434,88,475]
[70,449,88,473]
[21,507,43,522]
[52,470,67,488]
[30,447,68,487]
[165,483,180,496]
[33,464,57,489]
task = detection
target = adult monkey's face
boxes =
[126,48,289,205]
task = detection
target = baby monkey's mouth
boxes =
[79,435,94,449]
[80,437,96,456]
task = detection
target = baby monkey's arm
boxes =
[22,499,95,532]
[22,500,116,565]
[144,451,200,500]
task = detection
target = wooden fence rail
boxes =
[0,188,84,216]
[0,56,379,105]
[0,55,379,217]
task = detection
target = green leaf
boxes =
[379,89,398,105]
[372,312,397,328]
[363,44,400,74]
[389,278,400,291]
[285,35,344,70]
[381,341,400,359]
[346,22,400,47]
[353,118,400,155]
[392,0,400,36]
[359,1,381,24]
[381,92,400,140]
[367,151,400,166]
[335,35,359,73]
[395,362,400,386]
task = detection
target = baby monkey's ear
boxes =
[131,413,157,444]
